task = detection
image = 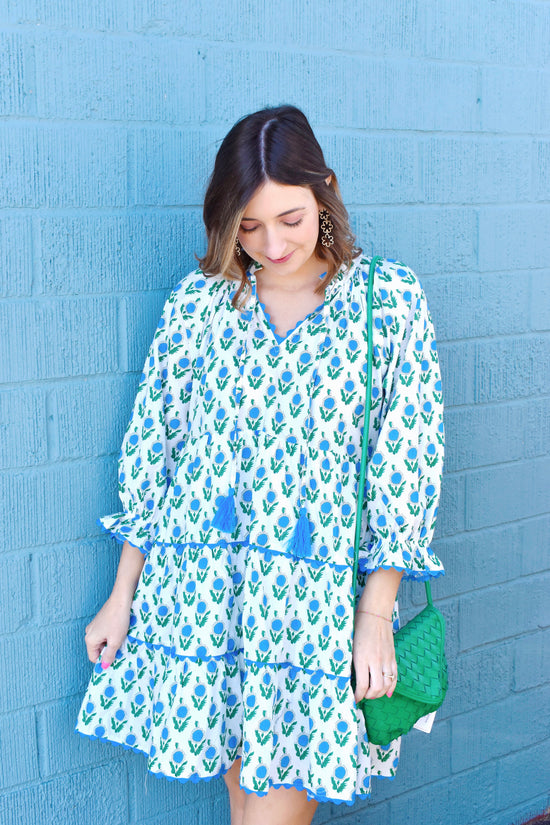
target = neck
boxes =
[255,259,327,296]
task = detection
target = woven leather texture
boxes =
[356,603,448,745]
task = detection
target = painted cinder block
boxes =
[0,457,115,551]
[535,140,550,201]
[204,48,481,133]
[134,128,218,207]
[0,708,39,788]
[388,773,450,825]
[513,627,550,692]
[530,270,550,331]
[422,137,531,204]
[446,762,498,825]
[320,134,419,205]
[432,472,466,541]
[0,125,127,209]
[0,387,48,469]
[414,0,548,66]
[34,33,204,123]
[0,216,34,298]
[351,207,478,276]
[0,552,32,635]
[458,573,550,652]
[0,297,118,383]
[481,66,550,134]
[444,397,549,473]
[52,375,137,460]
[126,757,201,822]
[35,539,119,624]
[436,342,475,408]
[40,213,204,295]
[466,456,550,530]
[433,515,550,599]
[0,622,96,714]
[390,719,452,790]
[427,271,531,344]
[496,737,550,808]
[441,641,514,719]
[451,684,550,773]
[0,32,37,117]
[122,290,173,373]
[3,0,130,30]
[37,695,111,777]
[479,205,550,271]
[0,762,128,825]
[473,335,550,404]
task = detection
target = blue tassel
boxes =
[212,488,237,533]
[287,507,311,559]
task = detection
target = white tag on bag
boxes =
[413,711,436,733]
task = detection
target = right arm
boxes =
[84,541,145,668]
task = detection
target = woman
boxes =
[76,105,444,824]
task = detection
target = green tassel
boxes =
[287,507,311,559]
[212,488,237,533]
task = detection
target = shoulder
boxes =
[165,268,233,323]
[352,253,427,318]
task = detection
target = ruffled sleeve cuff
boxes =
[358,534,445,581]
[97,512,157,557]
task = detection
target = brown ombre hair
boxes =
[198,105,360,309]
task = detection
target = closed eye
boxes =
[284,218,303,228]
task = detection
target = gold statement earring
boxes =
[319,209,334,248]
[235,238,241,256]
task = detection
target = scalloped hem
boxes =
[74,725,394,806]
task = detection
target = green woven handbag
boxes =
[351,255,448,746]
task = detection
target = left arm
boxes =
[353,264,445,702]
[353,568,403,701]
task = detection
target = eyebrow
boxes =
[241,206,306,221]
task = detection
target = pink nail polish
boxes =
[101,660,110,670]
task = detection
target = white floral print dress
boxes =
[75,254,445,806]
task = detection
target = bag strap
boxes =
[352,256,430,606]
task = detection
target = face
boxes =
[237,180,323,286]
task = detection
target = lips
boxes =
[266,250,294,264]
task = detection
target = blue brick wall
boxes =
[1,2,549,824]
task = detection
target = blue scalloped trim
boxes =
[256,296,325,343]
[123,633,345,680]
[97,519,149,556]
[357,559,446,581]
[74,726,393,806]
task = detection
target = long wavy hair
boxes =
[198,105,360,309]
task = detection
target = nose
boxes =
[263,228,287,260]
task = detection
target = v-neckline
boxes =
[256,296,325,343]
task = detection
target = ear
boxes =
[325,175,332,186]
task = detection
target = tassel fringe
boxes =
[287,507,311,559]
[212,488,237,533]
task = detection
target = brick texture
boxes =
[1,3,549,825]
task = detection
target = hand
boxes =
[84,594,132,669]
[352,610,398,703]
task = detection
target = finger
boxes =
[365,668,385,700]
[87,640,105,665]
[100,642,118,670]
[354,675,370,704]
[383,666,398,697]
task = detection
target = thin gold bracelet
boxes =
[355,609,392,623]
